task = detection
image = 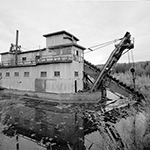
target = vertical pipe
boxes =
[15,30,19,65]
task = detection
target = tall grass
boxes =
[113,72,150,150]
[113,72,150,100]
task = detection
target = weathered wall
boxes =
[46,33,76,48]
[0,62,83,93]
[1,54,14,65]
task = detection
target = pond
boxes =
[0,94,148,150]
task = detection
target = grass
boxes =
[114,72,150,100]
[113,72,150,150]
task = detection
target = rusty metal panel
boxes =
[35,78,46,92]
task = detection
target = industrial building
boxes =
[0,31,85,93]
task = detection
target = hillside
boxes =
[97,61,150,76]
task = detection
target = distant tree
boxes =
[114,63,132,73]
[145,63,150,77]
[99,61,150,76]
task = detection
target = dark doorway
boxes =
[75,80,77,93]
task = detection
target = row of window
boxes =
[1,72,30,77]
[21,48,82,62]
[0,71,79,78]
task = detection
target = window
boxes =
[74,71,79,77]
[24,72,29,77]
[62,47,71,55]
[36,55,41,61]
[14,72,19,77]
[76,50,79,56]
[6,72,10,77]
[41,71,47,77]
[22,57,26,62]
[54,71,60,77]
[53,49,60,55]
[49,48,61,55]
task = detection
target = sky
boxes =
[0,0,150,65]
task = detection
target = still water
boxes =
[0,94,147,150]
[0,95,85,150]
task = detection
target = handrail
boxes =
[0,55,73,67]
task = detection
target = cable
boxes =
[128,51,131,64]
[98,56,109,64]
[89,40,114,49]
[131,49,135,68]
[85,38,121,54]
[127,50,133,85]
[89,38,121,49]
[84,44,111,54]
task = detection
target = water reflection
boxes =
[0,95,145,150]
[1,97,85,150]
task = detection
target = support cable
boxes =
[89,39,117,49]
[128,51,131,65]
[85,38,122,54]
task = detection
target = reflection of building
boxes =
[4,104,83,148]
[0,31,85,93]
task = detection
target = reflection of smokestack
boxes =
[15,30,19,65]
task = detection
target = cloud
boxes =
[0,0,150,63]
